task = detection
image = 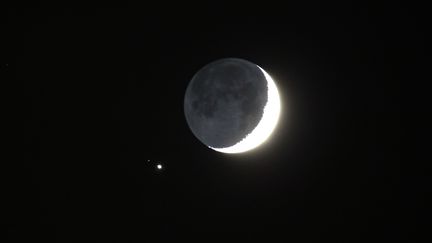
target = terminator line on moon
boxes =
[184,58,281,153]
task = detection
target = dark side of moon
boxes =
[184,58,268,149]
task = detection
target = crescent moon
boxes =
[209,66,281,153]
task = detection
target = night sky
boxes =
[4,3,426,242]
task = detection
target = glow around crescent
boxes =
[210,66,281,153]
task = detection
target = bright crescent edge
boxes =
[209,66,281,153]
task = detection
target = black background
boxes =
[3,2,426,242]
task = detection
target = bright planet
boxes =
[184,58,281,153]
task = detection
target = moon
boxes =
[184,58,281,153]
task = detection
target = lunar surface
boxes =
[184,58,281,153]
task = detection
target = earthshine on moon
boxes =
[184,58,281,154]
